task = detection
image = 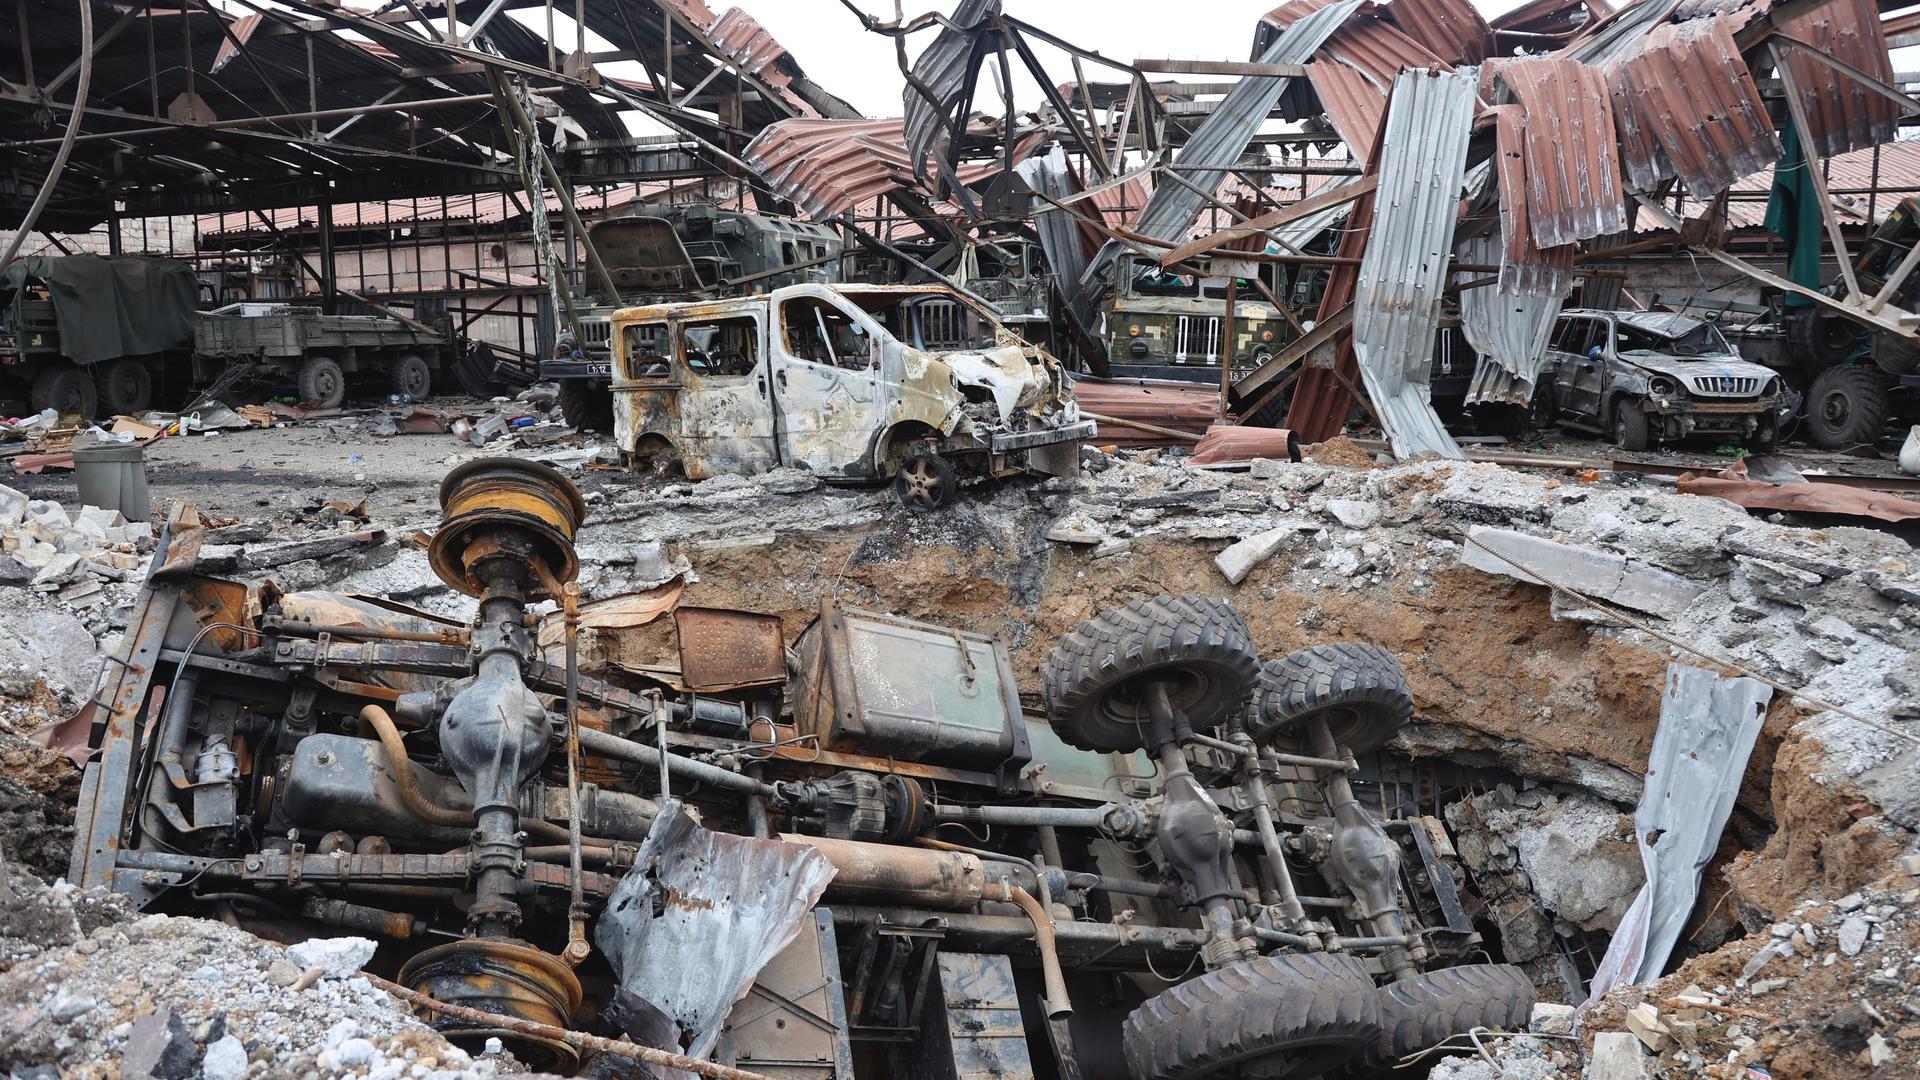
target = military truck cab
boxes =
[609,283,1092,507]
[1100,253,1294,381]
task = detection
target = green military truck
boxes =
[1100,252,1295,382]
[0,254,205,417]
[544,206,843,432]
[192,302,452,409]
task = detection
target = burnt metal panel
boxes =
[1495,57,1628,249]
[903,0,1002,192]
[1350,67,1478,460]
[597,803,838,1060]
[1606,15,1778,197]
[1776,0,1901,158]
[721,908,855,1080]
[1585,664,1771,1001]
[675,606,787,691]
[910,953,1037,1080]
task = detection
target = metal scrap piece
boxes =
[1350,67,1479,461]
[595,803,836,1060]
[1494,56,1628,249]
[1585,664,1772,1002]
[1456,231,1566,406]
[1606,15,1778,197]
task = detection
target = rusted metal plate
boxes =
[1187,425,1303,465]
[1307,61,1388,166]
[675,606,788,691]
[745,117,1046,220]
[1494,56,1628,249]
[1488,105,1577,297]
[1777,0,1901,158]
[1071,378,1222,447]
[1380,0,1492,63]
[1605,15,1777,197]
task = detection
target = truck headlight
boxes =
[1129,339,1150,357]
[1261,330,1274,341]
[1763,377,1779,396]
[1128,324,1142,336]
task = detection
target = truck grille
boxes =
[1686,374,1761,397]
[1175,315,1222,362]
[580,319,612,346]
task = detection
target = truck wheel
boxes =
[1803,366,1890,450]
[298,356,346,409]
[1121,953,1382,1080]
[892,453,957,511]
[1248,643,1413,754]
[1043,595,1259,752]
[390,353,432,400]
[557,379,614,433]
[1787,309,1868,366]
[1612,400,1650,452]
[31,366,99,420]
[1367,964,1536,1067]
[95,359,153,415]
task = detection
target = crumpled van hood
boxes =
[924,344,1045,423]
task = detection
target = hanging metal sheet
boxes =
[1350,67,1478,460]
[1606,15,1778,196]
[903,0,1002,192]
[1016,146,1101,355]
[1457,231,1565,406]
[1496,56,1628,249]
[1380,0,1492,64]
[1776,0,1901,158]
[1585,664,1772,1002]
[1488,105,1577,298]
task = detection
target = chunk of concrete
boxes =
[31,551,86,587]
[1623,1003,1669,1052]
[24,500,70,532]
[1461,526,1705,619]
[286,935,377,979]
[201,1035,248,1080]
[1215,526,1298,585]
[121,1007,196,1079]
[1326,498,1382,530]
[1530,1001,1576,1035]
[1044,514,1106,545]
[1586,1031,1648,1080]
[0,485,27,527]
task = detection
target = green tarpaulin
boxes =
[1762,124,1822,308]
[0,254,198,364]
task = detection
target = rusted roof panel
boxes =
[1380,0,1491,64]
[1307,61,1388,167]
[1777,0,1900,159]
[1070,378,1221,447]
[1495,56,1628,249]
[1322,22,1450,91]
[1488,105,1577,297]
[1350,67,1478,460]
[746,117,1044,220]
[1606,15,1777,197]
[1490,0,1611,40]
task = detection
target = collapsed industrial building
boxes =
[0,1,1917,1079]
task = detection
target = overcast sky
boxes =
[729,0,1534,118]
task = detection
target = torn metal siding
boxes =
[1350,67,1478,461]
[1777,0,1901,159]
[1380,0,1492,64]
[1016,147,1100,346]
[1457,231,1565,405]
[1308,60,1389,165]
[1563,0,1683,65]
[1606,16,1778,197]
[903,0,1001,190]
[1489,105,1577,297]
[1586,665,1772,1002]
[1496,57,1628,249]
[1128,0,1363,245]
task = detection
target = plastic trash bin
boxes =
[73,441,151,523]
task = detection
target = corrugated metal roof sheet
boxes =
[1777,0,1901,159]
[1495,56,1628,249]
[1351,66,1478,460]
[1606,15,1777,197]
[1381,0,1491,63]
[745,117,1044,221]
[1308,60,1388,166]
[1488,104,1579,296]
[1457,230,1565,405]
[903,0,1002,193]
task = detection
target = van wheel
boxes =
[1612,400,1650,452]
[390,353,432,400]
[893,453,957,511]
[95,358,152,415]
[298,355,346,409]
[32,366,99,420]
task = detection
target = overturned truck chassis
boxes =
[69,462,1532,1079]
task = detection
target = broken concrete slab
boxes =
[1460,525,1706,619]
[1215,526,1302,585]
[1045,514,1107,545]
[1586,1032,1648,1080]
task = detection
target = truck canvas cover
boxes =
[0,254,199,364]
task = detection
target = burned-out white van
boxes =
[608,283,1093,508]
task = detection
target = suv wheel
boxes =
[892,453,957,511]
[1612,400,1650,452]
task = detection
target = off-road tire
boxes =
[1803,365,1889,450]
[1249,643,1413,754]
[893,453,957,511]
[1787,308,1868,366]
[1043,595,1260,752]
[557,379,614,433]
[390,353,432,400]
[32,365,99,419]
[1121,953,1382,1080]
[95,358,152,415]
[1612,399,1650,452]
[1368,964,1536,1067]
[298,355,346,409]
